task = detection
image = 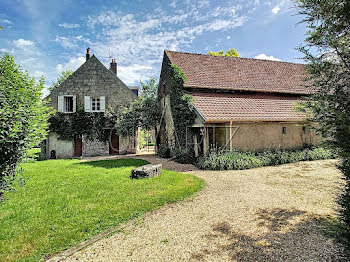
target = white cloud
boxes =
[255,53,281,61]
[169,1,176,8]
[118,64,153,85]
[55,35,90,49]
[58,23,80,29]
[272,6,280,14]
[56,56,85,73]
[55,36,76,49]
[13,38,34,49]
[271,0,289,15]
[0,19,13,24]
[227,36,231,40]
[81,5,247,83]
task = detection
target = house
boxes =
[158,50,317,156]
[43,48,138,158]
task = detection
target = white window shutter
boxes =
[84,96,90,112]
[73,95,76,112]
[100,96,105,112]
[58,95,64,112]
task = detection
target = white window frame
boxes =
[58,95,76,113]
[90,97,101,112]
[84,96,105,112]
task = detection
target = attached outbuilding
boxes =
[158,50,317,156]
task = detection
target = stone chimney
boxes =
[110,58,117,75]
[86,47,90,61]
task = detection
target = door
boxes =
[74,135,82,157]
[109,129,119,155]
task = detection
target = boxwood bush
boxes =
[196,147,338,170]
[156,144,171,158]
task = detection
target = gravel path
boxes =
[65,159,347,261]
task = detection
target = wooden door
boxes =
[109,129,119,155]
[74,135,82,157]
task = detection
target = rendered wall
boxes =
[204,122,317,153]
[46,133,74,158]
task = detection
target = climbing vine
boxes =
[48,103,116,142]
[169,64,197,148]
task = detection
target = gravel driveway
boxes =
[64,159,347,261]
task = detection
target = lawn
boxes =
[0,158,204,262]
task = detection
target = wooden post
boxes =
[230,121,232,151]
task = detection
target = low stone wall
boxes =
[82,137,109,157]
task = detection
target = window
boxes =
[302,126,306,134]
[84,96,105,112]
[91,97,100,111]
[58,95,76,113]
[64,96,74,112]
[282,126,286,134]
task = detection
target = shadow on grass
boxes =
[78,158,149,169]
[191,208,348,261]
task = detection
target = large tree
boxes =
[208,48,239,57]
[0,53,53,200]
[115,78,160,136]
[295,0,350,245]
[49,69,73,93]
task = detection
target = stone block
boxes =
[130,164,162,179]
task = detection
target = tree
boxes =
[0,26,3,30]
[295,0,350,246]
[49,70,73,93]
[0,53,53,200]
[208,48,240,57]
[115,78,160,136]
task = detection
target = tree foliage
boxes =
[115,78,160,136]
[48,104,114,142]
[169,65,197,148]
[208,48,240,57]
[49,70,73,93]
[0,53,53,200]
[296,0,350,245]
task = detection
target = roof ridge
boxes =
[164,49,305,66]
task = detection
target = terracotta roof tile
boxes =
[166,50,313,95]
[192,92,305,122]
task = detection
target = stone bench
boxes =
[130,164,162,179]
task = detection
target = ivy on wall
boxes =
[48,103,115,142]
[169,64,197,148]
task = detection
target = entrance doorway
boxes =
[74,135,82,157]
[109,129,119,155]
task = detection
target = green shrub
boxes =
[157,144,171,158]
[172,148,194,164]
[197,147,337,170]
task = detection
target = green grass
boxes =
[0,158,204,261]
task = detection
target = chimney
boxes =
[109,58,117,75]
[86,47,90,61]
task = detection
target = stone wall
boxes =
[48,56,136,111]
[82,137,109,157]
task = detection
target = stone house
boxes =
[158,50,316,156]
[43,48,138,158]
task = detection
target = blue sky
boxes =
[0,0,307,94]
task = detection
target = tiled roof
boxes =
[192,92,305,122]
[165,50,313,95]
